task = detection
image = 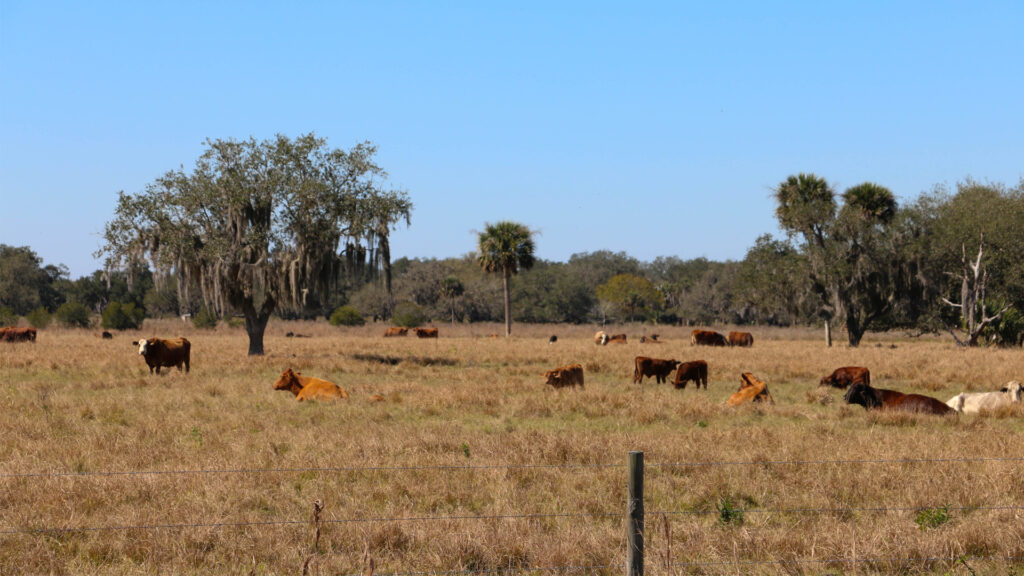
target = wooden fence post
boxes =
[627,450,644,576]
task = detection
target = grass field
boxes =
[1,321,1023,575]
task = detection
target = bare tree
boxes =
[941,233,1012,346]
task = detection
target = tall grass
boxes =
[1,320,1022,574]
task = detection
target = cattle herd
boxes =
[3,324,1019,414]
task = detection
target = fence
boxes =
[3,454,1023,574]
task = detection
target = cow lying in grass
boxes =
[726,373,774,406]
[819,366,869,389]
[273,368,349,402]
[543,364,584,389]
[844,382,953,415]
[946,381,1022,414]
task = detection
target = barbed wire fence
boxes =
[3,454,1023,574]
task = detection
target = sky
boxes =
[1,1,1022,278]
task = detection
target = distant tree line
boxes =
[2,177,1021,347]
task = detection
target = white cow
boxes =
[946,381,1022,414]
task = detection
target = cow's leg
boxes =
[155,366,161,374]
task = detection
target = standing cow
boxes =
[132,337,191,374]
[691,329,728,347]
[544,363,584,388]
[634,357,681,384]
[727,331,753,347]
[673,360,708,389]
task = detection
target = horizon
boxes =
[2,2,1022,278]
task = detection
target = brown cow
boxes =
[0,327,37,342]
[726,373,774,406]
[820,366,870,389]
[673,360,708,389]
[415,327,438,338]
[727,331,753,347]
[101,331,113,339]
[634,357,681,384]
[544,363,584,388]
[844,382,954,416]
[384,327,408,337]
[132,337,190,374]
[691,329,727,347]
[639,335,662,344]
[273,368,349,402]
[606,333,627,344]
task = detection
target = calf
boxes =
[820,366,870,389]
[727,331,753,347]
[673,360,708,389]
[844,382,953,415]
[415,327,439,338]
[384,327,408,337]
[726,373,774,406]
[131,337,190,374]
[543,363,584,389]
[273,368,348,402]
[634,356,681,384]
[946,381,1022,414]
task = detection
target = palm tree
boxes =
[477,221,536,337]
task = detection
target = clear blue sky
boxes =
[2,1,1022,278]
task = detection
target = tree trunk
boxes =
[450,296,456,325]
[243,301,274,356]
[503,269,512,337]
[380,236,394,318]
[825,321,832,347]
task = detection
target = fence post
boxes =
[627,450,644,576]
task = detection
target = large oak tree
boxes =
[100,133,411,355]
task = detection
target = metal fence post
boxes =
[627,450,644,576]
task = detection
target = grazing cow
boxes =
[606,333,628,344]
[101,331,113,339]
[0,327,37,342]
[594,331,609,345]
[548,335,558,344]
[415,327,439,338]
[273,368,349,402]
[726,373,774,406]
[634,357,681,384]
[946,381,1023,414]
[384,327,408,337]
[727,331,754,347]
[691,329,728,347]
[819,367,870,389]
[673,360,708,389]
[544,363,584,388]
[131,337,190,374]
[843,382,954,415]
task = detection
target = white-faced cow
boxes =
[132,337,191,374]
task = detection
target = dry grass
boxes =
[1,320,1023,575]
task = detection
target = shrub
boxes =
[26,307,51,329]
[716,496,745,525]
[192,308,218,329]
[101,301,145,330]
[915,506,950,530]
[55,302,92,328]
[329,305,365,327]
[0,307,18,327]
[391,302,426,328]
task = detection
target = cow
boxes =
[543,363,584,389]
[819,367,870,389]
[691,329,728,347]
[285,331,310,338]
[415,327,438,338]
[726,373,774,406]
[639,335,662,344]
[673,360,708,389]
[606,333,627,344]
[384,327,408,337]
[594,331,608,345]
[634,357,681,384]
[0,327,37,342]
[946,381,1023,414]
[273,368,349,402]
[843,382,954,415]
[101,331,113,339]
[548,335,558,344]
[727,331,753,347]
[131,337,190,374]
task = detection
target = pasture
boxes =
[1,321,1023,575]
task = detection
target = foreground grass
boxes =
[1,321,1022,574]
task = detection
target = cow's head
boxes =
[274,368,300,391]
[1001,381,1023,402]
[132,339,151,356]
[543,369,561,387]
[844,382,879,409]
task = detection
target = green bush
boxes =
[192,308,219,329]
[915,506,950,530]
[56,301,92,328]
[0,307,18,327]
[329,305,365,327]
[101,301,145,330]
[26,307,51,329]
[391,302,426,328]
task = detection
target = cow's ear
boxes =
[131,341,138,346]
